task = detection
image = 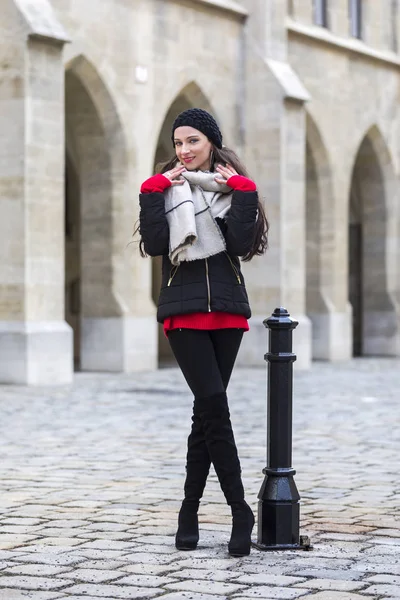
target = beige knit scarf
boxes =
[164,170,233,266]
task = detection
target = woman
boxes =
[137,108,269,556]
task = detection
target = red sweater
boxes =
[140,172,256,335]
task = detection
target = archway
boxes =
[65,56,129,371]
[348,165,363,356]
[348,127,398,356]
[64,149,81,367]
[152,82,215,365]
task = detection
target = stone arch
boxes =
[348,125,399,356]
[305,113,344,359]
[152,81,216,365]
[65,55,130,371]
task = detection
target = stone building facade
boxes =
[0,0,399,384]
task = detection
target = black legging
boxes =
[168,328,244,399]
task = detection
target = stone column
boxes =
[0,1,73,384]
[236,0,312,369]
[305,116,353,362]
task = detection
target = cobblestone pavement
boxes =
[0,358,399,600]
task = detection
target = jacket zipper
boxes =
[205,258,211,312]
[225,252,241,284]
[167,265,179,286]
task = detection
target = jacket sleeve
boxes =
[139,192,170,257]
[224,190,259,257]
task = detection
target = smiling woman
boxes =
[174,128,212,170]
[135,107,269,558]
[150,109,268,261]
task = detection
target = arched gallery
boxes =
[0,0,399,383]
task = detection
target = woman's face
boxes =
[173,126,212,171]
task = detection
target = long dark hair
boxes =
[136,144,269,261]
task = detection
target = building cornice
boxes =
[287,18,400,69]
[13,0,70,44]
[177,0,248,19]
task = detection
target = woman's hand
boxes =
[215,163,257,192]
[163,165,185,186]
[214,163,238,185]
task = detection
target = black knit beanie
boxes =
[171,108,223,149]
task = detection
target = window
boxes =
[349,0,362,39]
[314,0,328,27]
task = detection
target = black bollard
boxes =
[253,307,311,551]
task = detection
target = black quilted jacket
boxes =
[139,189,258,323]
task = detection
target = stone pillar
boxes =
[0,1,73,384]
[237,0,312,369]
[305,117,353,362]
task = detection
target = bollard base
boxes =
[252,535,313,552]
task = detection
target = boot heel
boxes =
[175,503,199,550]
[228,502,255,557]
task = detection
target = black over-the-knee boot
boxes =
[175,402,211,550]
[196,392,255,557]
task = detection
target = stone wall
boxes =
[288,16,400,359]
[0,0,399,383]
[0,0,72,384]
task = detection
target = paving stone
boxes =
[0,576,69,590]
[12,554,87,566]
[294,579,367,591]
[232,563,300,576]
[171,557,242,569]
[63,584,160,598]
[168,568,242,581]
[233,574,306,586]
[373,529,400,537]
[230,587,309,598]
[75,559,129,570]
[1,519,45,527]
[363,544,400,555]
[116,573,180,587]
[36,528,93,538]
[365,574,400,584]
[2,564,73,577]
[60,568,127,582]
[286,569,365,581]
[86,522,129,532]
[54,597,106,600]
[0,592,63,600]
[121,552,178,564]
[352,563,400,576]
[30,537,88,548]
[0,526,44,535]
[77,541,135,552]
[129,544,178,554]
[363,585,400,597]
[120,564,188,577]
[42,520,88,528]
[0,552,27,560]
[0,535,39,550]
[159,594,228,600]
[296,594,369,600]
[165,580,246,595]
[16,545,84,554]
[285,558,354,570]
